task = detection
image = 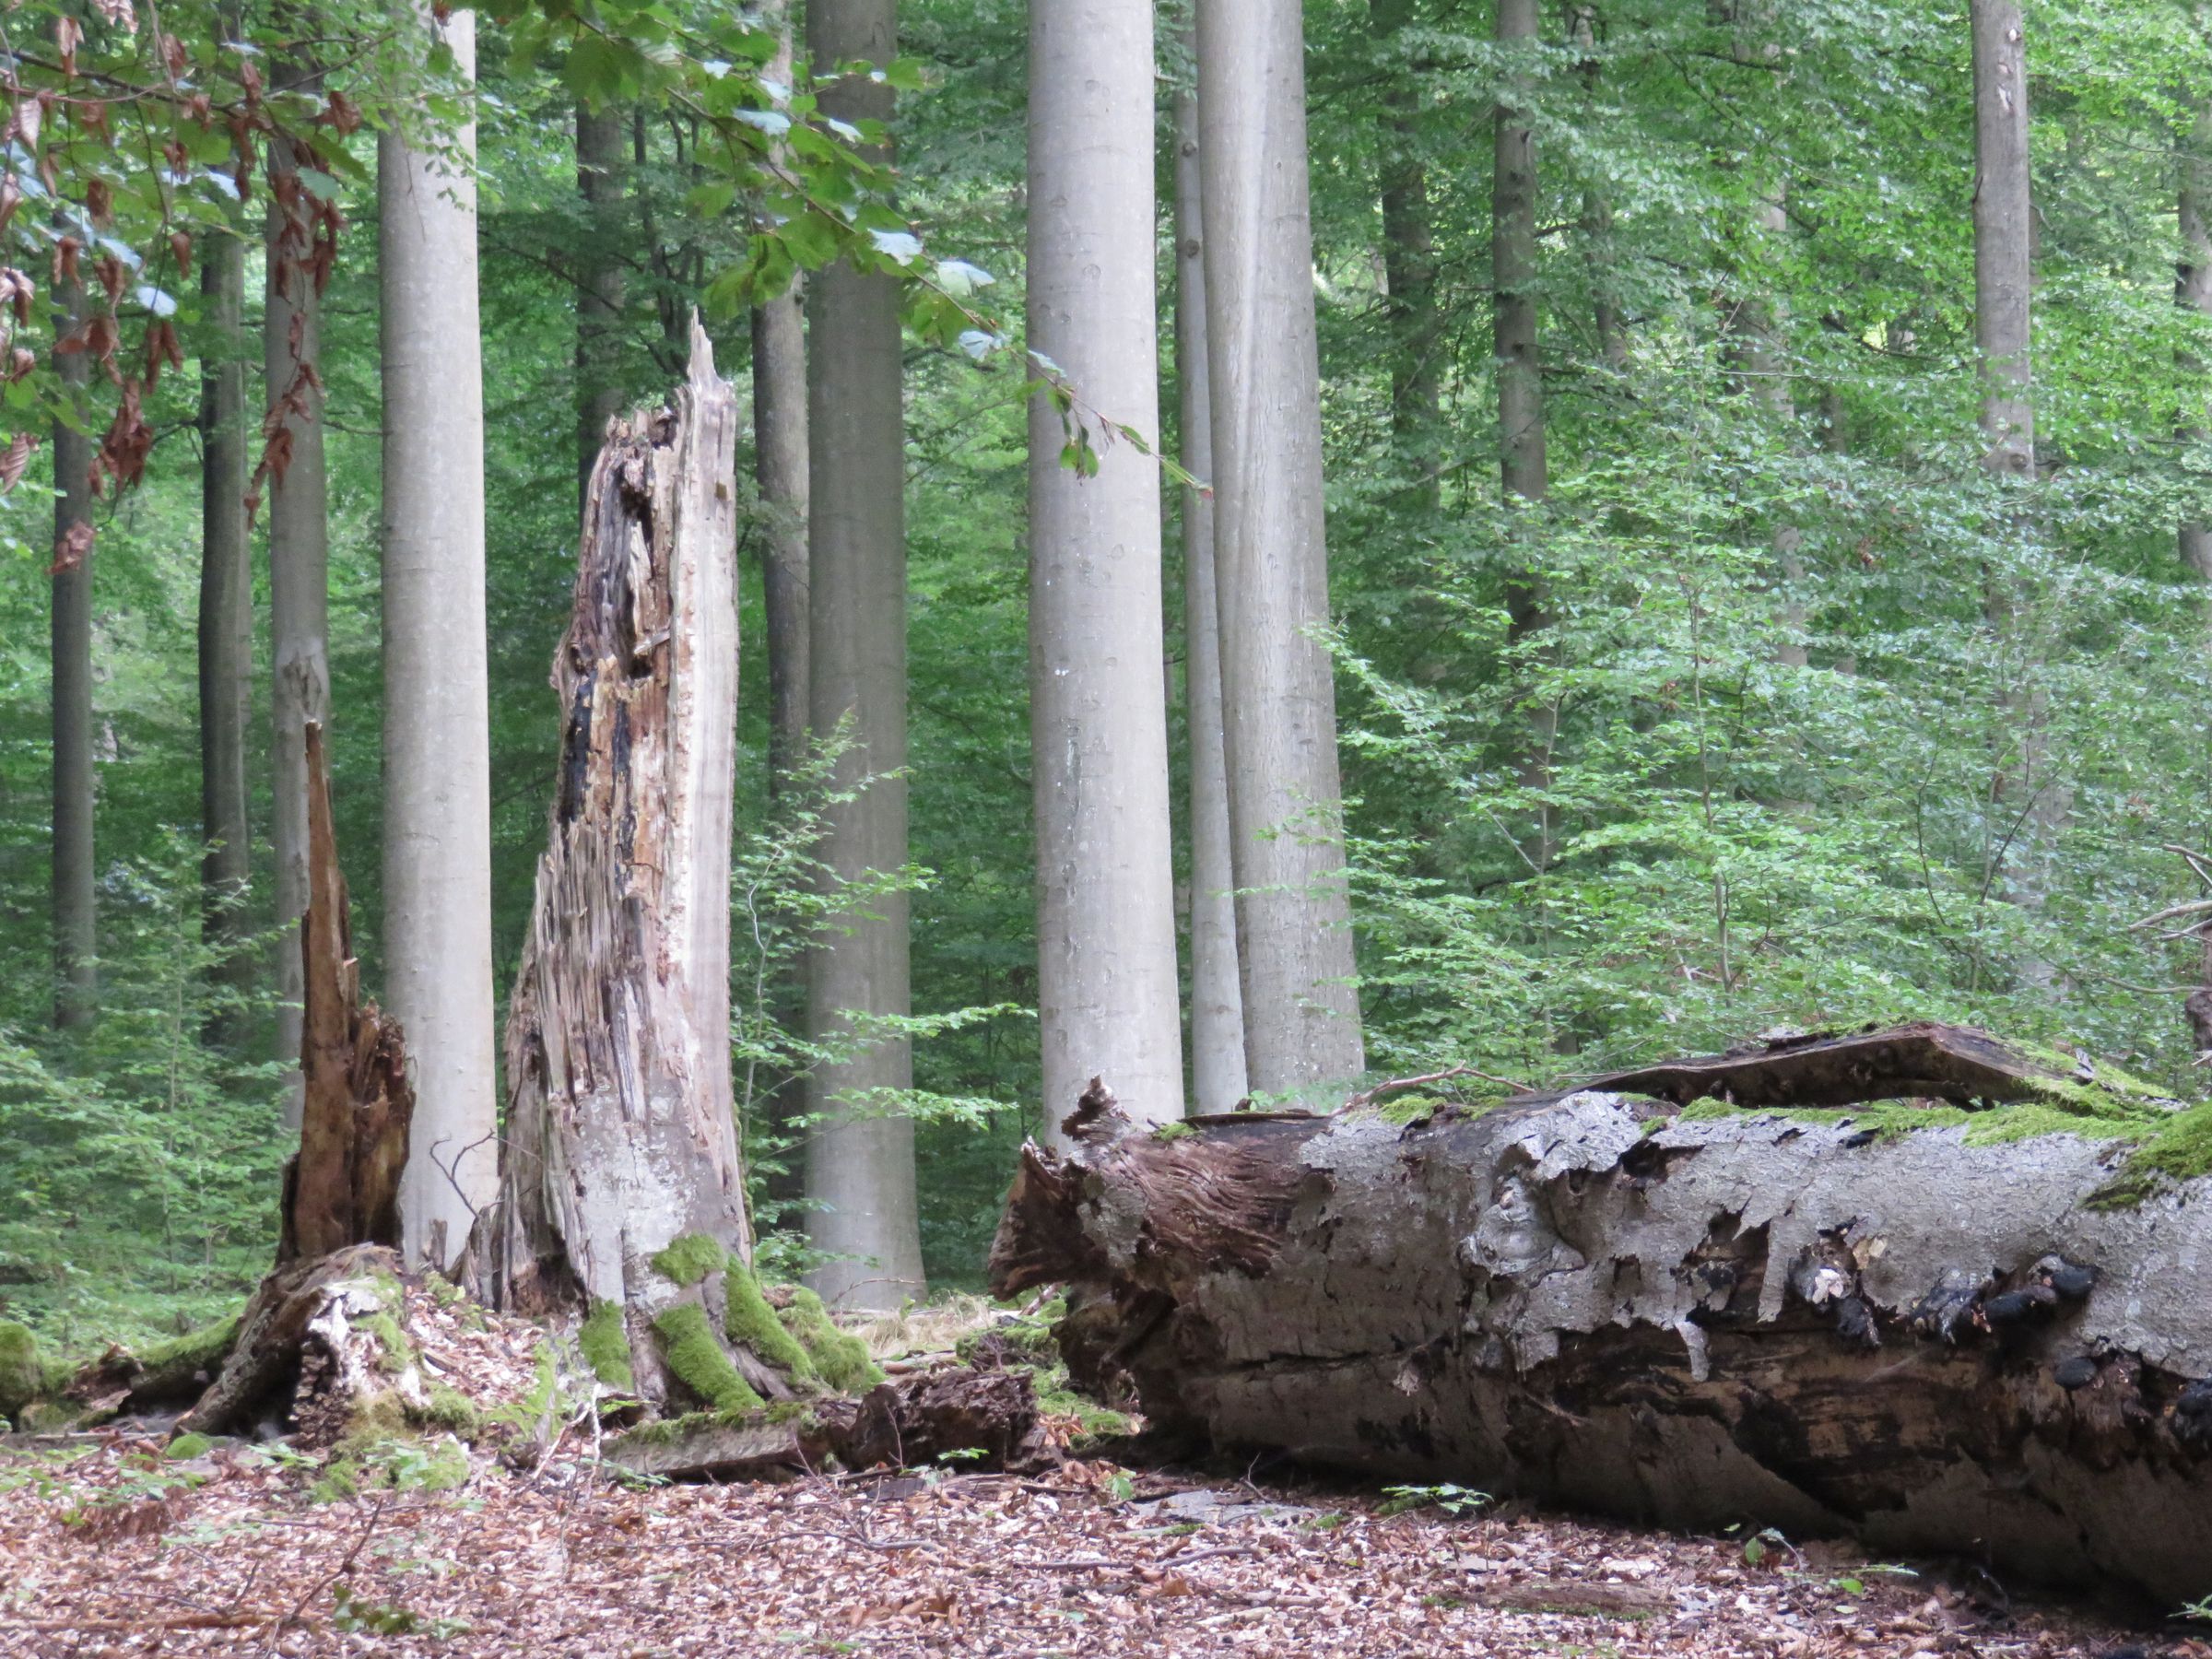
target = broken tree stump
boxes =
[991,1029,2212,1603]
[176,740,418,1434]
[476,320,791,1414]
[280,720,412,1265]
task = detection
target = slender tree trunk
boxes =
[267,98,332,1125]
[1371,0,1441,507]
[752,4,809,795]
[753,294,808,791]
[1495,0,1554,866]
[1971,0,2034,481]
[199,230,253,1031]
[51,284,94,1031]
[380,3,498,1275]
[2180,96,2212,581]
[1028,0,1185,1135]
[1567,7,1628,378]
[490,328,752,1397]
[1173,59,1248,1118]
[1195,0,1365,1100]
[804,0,924,1310]
[1971,0,2065,989]
[575,100,628,508]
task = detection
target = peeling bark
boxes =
[178,1246,413,1438]
[483,324,748,1398]
[992,1042,2212,1602]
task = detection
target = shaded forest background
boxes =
[3,0,2209,1344]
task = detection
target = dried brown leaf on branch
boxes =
[50,519,93,575]
[0,430,40,494]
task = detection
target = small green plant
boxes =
[332,1583,470,1641]
[1379,1482,1490,1518]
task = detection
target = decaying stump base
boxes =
[993,1029,2212,1603]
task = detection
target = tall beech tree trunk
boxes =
[1196,0,1364,1100]
[198,230,253,1026]
[994,1030,2212,1604]
[267,104,333,1125]
[1028,0,1184,1135]
[804,0,925,1310]
[575,100,628,507]
[1971,0,2065,987]
[1173,60,1248,1118]
[2180,96,2212,581]
[380,3,497,1274]
[51,284,95,1032]
[1371,0,1441,507]
[1495,0,1554,868]
[488,326,752,1405]
[752,0,808,796]
[1972,0,2034,482]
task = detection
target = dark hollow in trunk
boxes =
[991,1030,2212,1604]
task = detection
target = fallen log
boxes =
[989,1027,2212,1604]
[602,1365,1054,1482]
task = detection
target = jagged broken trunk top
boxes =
[482,321,747,1369]
[992,1030,2212,1604]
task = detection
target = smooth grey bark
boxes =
[1971,0,2033,479]
[2180,97,2212,580]
[1173,64,1248,1118]
[1971,0,2064,986]
[1495,0,1555,868]
[1028,0,1185,1136]
[491,327,751,1402]
[198,232,253,1019]
[753,291,808,790]
[266,111,332,1124]
[803,0,924,1312]
[1195,0,1365,1100]
[575,100,627,508]
[380,4,498,1275]
[752,0,809,795]
[1370,0,1441,506]
[51,284,94,1031]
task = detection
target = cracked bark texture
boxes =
[993,1048,2212,1602]
[485,324,747,1391]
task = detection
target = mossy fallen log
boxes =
[989,1027,2212,1605]
[602,1365,1054,1482]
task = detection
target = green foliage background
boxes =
[4,0,2212,1342]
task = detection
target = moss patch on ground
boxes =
[775,1288,882,1394]
[0,1321,41,1417]
[652,1303,763,1414]
[579,1300,634,1394]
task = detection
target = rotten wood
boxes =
[477,321,754,1409]
[279,720,412,1265]
[1557,1019,2167,1112]
[993,1029,2212,1603]
[603,1365,1055,1484]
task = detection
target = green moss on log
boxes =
[652,1303,762,1413]
[0,1322,41,1417]
[164,1431,214,1460]
[129,1312,241,1384]
[776,1288,883,1394]
[579,1300,635,1393]
[650,1233,732,1288]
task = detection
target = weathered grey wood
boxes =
[487,323,747,1387]
[992,1053,2212,1603]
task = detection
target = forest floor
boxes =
[0,1431,2185,1658]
